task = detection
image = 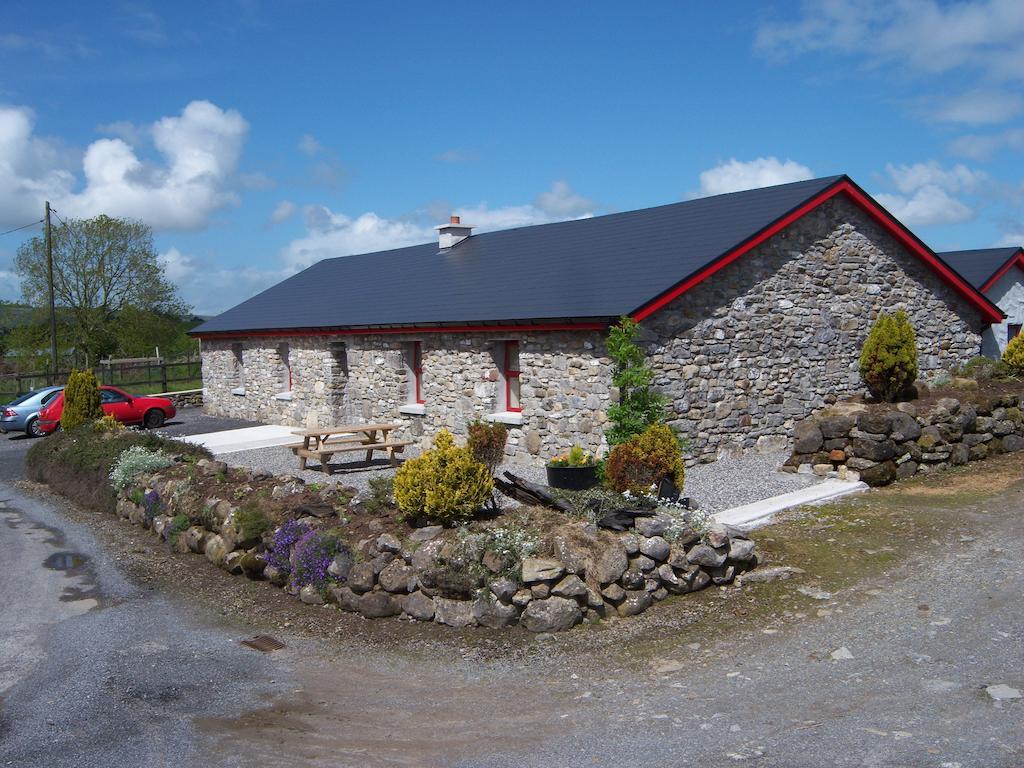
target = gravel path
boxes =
[222,443,820,511]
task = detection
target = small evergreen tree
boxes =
[61,368,104,430]
[605,317,668,446]
[859,311,919,402]
[1003,333,1024,375]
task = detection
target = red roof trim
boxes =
[631,178,1004,325]
[194,321,608,341]
[980,248,1024,293]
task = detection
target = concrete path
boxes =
[174,423,298,454]
[715,478,869,529]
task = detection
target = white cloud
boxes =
[932,89,1024,125]
[873,161,985,226]
[296,133,345,187]
[995,231,1024,247]
[949,128,1024,160]
[535,180,596,218]
[756,0,1024,125]
[159,247,287,316]
[0,100,250,232]
[696,157,814,197]
[298,133,323,156]
[267,200,297,227]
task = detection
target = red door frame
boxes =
[504,341,521,413]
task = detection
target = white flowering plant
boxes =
[109,446,174,491]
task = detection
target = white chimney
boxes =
[435,215,473,249]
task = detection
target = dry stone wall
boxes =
[644,196,983,463]
[785,390,1024,486]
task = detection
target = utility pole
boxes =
[44,201,58,380]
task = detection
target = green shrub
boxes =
[605,317,668,447]
[363,475,395,515]
[61,369,103,430]
[467,419,508,474]
[234,502,271,542]
[167,514,190,545]
[1003,334,1024,375]
[954,355,1009,381]
[91,414,125,433]
[393,429,493,525]
[547,444,596,467]
[605,423,685,495]
[859,311,919,402]
[109,445,174,490]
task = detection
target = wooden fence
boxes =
[0,359,202,400]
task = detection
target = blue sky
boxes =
[1,1,1023,315]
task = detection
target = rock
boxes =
[432,597,475,627]
[551,574,588,598]
[300,584,325,604]
[263,564,287,586]
[936,397,961,415]
[797,586,832,600]
[204,534,228,566]
[686,543,727,568]
[223,551,244,575]
[638,536,670,561]
[376,533,401,553]
[895,460,919,480]
[472,596,519,628]
[856,412,891,435]
[681,565,711,592]
[985,684,1021,701]
[489,577,518,602]
[818,412,856,439]
[634,514,672,538]
[620,568,645,589]
[830,646,854,661]
[530,582,550,599]
[239,552,266,579]
[949,443,970,466]
[347,562,376,593]
[849,437,896,462]
[511,589,533,607]
[520,596,582,633]
[401,591,436,621]
[704,525,730,548]
[755,434,789,454]
[551,527,595,575]
[378,561,414,593]
[357,590,402,618]
[727,538,757,562]
[736,565,804,584]
[616,590,653,617]
[630,554,656,572]
[409,525,443,542]
[1001,434,1024,452]
[860,460,897,487]
[896,402,917,417]
[327,550,354,581]
[620,533,640,555]
[601,583,626,603]
[197,458,228,477]
[657,563,686,592]
[589,544,628,585]
[521,557,565,583]
[812,464,832,476]
[271,482,303,500]
[709,564,736,585]
[887,411,921,441]
[585,587,605,609]
[793,420,824,453]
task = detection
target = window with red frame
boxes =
[407,341,424,404]
[503,341,521,412]
[278,342,292,391]
[1010,323,1022,342]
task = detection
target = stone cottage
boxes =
[938,247,1023,358]
[192,175,1002,465]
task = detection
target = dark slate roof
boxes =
[937,247,1022,290]
[194,176,848,334]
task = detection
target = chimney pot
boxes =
[435,214,473,249]
[450,215,460,225]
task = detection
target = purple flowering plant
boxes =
[265,518,311,575]
[289,528,346,592]
[143,490,161,523]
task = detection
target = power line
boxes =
[0,219,43,237]
[50,208,67,227]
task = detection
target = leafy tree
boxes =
[15,215,189,365]
[61,368,103,430]
[859,310,919,402]
[605,317,668,446]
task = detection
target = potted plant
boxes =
[546,445,600,490]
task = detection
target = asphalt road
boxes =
[1,421,1021,767]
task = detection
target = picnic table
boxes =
[287,423,413,474]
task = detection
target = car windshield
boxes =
[8,390,47,406]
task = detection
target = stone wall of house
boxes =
[202,331,612,463]
[643,196,984,463]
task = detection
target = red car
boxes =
[37,386,177,434]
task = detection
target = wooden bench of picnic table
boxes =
[288,423,413,473]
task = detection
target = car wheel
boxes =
[143,409,165,429]
[27,418,44,438]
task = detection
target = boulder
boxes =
[704,525,730,549]
[264,564,287,587]
[629,554,656,572]
[489,577,518,603]
[737,565,804,584]
[588,544,628,585]
[849,437,896,462]
[634,514,673,538]
[686,544,727,568]
[616,590,653,617]
[530,582,550,599]
[620,569,645,589]
[681,565,711,592]
[409,525,443,542]
[856,412,891,436]
[1001,434,1024,452]
[411,538,445,574]
[511,589,533,607]
[299,584,325,605]
[204,534,229,567]
[434,597,476,627]
[197,458,228,477]
[895,460,919,480]
[327,550,354,581]
[551,574,588,598]
[818,412,856,439]
[358,590,402,618]
[793,420,824,454]
[860,460,897,486]
[620,533,640,555]
[472,596,519,628]
[376,533,402,553]
[239,552,267,579]
[936,397,961,415]
[401,591,436,621]
[521,596,582,633]
[657,564,687,593]
[347,562,376,593]
[223,551,244,575]
[709,564,736,585]
[949,443,970,466]
[601,583,626,603]
[378,561,414,593]
[887,411,921,441]
[521,557,565,584]
[551,527,596,575]
[727,538,757,562]
[639,536,671,561]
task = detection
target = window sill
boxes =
[485,411,523,426]
[230,387,246,396]
[398,403,426,416]
[273,391,293,401]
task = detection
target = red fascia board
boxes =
[631,178,1004,326]
[980,249,1024,293]
[193,321,608,340]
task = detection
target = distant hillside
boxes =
[0,303,39,331]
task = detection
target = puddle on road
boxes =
[43,551,89,571]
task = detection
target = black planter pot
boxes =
[545,464,599,490]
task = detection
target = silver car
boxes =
[1,386,64,437]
